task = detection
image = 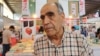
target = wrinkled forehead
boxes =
[40,3,58,15]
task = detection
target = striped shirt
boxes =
[34,31,93,56]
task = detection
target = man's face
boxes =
[40,4,64,36]
[9,28,14,32]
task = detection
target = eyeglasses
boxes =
[40,11,54,20]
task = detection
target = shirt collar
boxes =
[46,27,67,47]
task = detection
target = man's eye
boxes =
[40,15,45,20]
[40,12,54,20]
[47,12,54,17]
[47,14,53,17]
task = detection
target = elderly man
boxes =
[34,2,93,56]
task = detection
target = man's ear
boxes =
[61,12,65,21]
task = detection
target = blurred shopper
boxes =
[0,30,3,56]
[0,30,2,45]
[34,2,93,56]
[71,26,76,32]
[96,28,100,39]
[38,26,44,33]
[2,25,15,56]
[0,37,2,56]
[89,26,96,39]
[15,30,20,42]
[81,26,88,37]
[71,26,80,35]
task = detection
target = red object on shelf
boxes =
[0,54,2,56]
[10,37,17,46]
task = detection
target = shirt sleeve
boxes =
[82,36,94,56]
[33,40,38,56]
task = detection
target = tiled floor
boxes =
[92,47,100,56]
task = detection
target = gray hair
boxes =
[54,2,64,14]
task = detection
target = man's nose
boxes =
[43,16,50,25]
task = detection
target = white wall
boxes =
[3,1,13,19]
[36,0,47,18]
[0,0,3,30]
[87,17,100,30]
[59,0,69,18]
[3,16,14,28]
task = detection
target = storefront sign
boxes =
[22,0,30,16]
[21,17,36,38]
[79,0,85,16]
[68,1,79,18]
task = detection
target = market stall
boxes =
[6,38,34,56]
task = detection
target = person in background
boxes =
[38,26,44,33]
[2,25,15,56]
[71,26,76,31]
[15,30,20,42]
[71,26,81,38]
[34,2,93,56]
[0,38,2,56]
[0,30,2,45]
[96,27,100,39]
[81,26,88,37]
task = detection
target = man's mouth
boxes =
[45,27,53,31]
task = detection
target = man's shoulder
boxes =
[64,31,84,39]
[4,29,10,32]
[34,34,48,43]
[3,30,11,33]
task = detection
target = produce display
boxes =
[6,38,34,56]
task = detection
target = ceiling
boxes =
[85,0,100,15]
[3,0,100,16]
[3,0,22,14]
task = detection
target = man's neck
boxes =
[49,28,64,46]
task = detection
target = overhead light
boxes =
[69,15,73,18]
[32,14,37,18]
